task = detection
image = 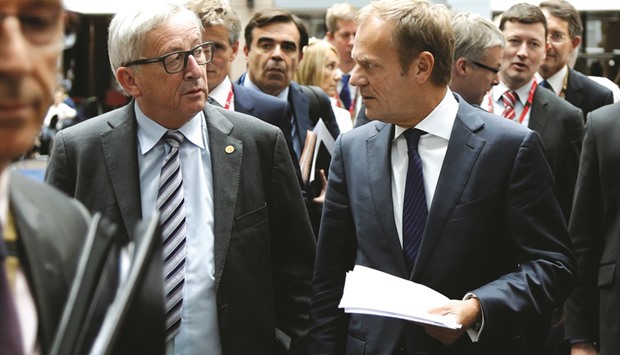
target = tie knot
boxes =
[163,130,184,149]
[404,129,424,152]
[341,74,350,85]
[539,80,552,90]
[502,90,518,107]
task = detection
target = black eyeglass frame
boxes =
[122,41,214,74]
[470,60,501,74]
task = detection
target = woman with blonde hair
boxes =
[295,38,353,132]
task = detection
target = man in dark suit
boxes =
[0,1,92,354]
[564,102,620,355]
[308,1,576,354]
[537,0,613,119]
[46,2,316,354]
[236,8,340,161]
[485,3,584,222]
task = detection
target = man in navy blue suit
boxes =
[308,1,576,354]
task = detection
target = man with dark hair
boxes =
[485,2,584,221]
[537,0,613,119]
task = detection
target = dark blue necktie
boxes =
[539,80,552,91]
[339,74,352,110]
[1,226,24,354]
[402,129,427,272]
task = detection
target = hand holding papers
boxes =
[338,265,462,329]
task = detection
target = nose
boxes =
[184,54,204,79]
[516,41,529,58]
[349,64,364,87]
[0,16,34,76]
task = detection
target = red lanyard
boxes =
[485,80,537,124]
[223,86,234,110]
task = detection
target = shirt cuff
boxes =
[463,293,484,342]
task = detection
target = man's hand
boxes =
[422,297,481,345]
[312,169,328,205]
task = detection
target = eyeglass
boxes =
[122,42,214,74]
[0,9,76,52]
[548,32,567,44]
[470,60,501,74]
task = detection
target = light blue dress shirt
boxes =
[135,105,221,355]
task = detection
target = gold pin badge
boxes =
[225,145,235,154]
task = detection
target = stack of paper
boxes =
[338,265,462,329]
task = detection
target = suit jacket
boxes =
[529,86,584,221]
[45,102,316,354]
[564,102,620,355]
[564,68,614,120]
[309,95,576,355]
[8,171,90,354]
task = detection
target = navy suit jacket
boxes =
[564,68,614,120]
[309,95,576,355]
[565,102,620,354]
[529,86,584,221]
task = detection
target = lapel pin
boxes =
[225,145,235,154]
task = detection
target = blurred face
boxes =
[0,0,64,168]
[350,16,420,126]
[320,50,341,97]
[203,25,238,92]
[244,21,301,96]
[500,20,548,90]
[327,19,357,73]
[539,10,579,78]
[120,11,207,129]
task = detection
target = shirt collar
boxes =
[535,65,567,94]
[394,88,457,141]
[493,79,536,106]
[209,76,232,107]
[0,168,8,229]
[243,73,289,100]
[135,104,206,155]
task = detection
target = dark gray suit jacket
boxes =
[565,102,620,354]
[564,68,614,120]
[9,171,90,354]
[45,102,316,354]
[529,86,584,221]
[309,96,576,355]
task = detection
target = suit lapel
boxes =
[528,88,550,135]
[232,84,255,115]
[367,123,409,276]
[289,83,312,149]
[412,102,486,278]
[100,102,142,240]
[204,106,242,291]
[565,69,583,108]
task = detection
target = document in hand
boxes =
[338,265,462,329]
[299,118,335,186]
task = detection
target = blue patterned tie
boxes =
[339,74,352,110]
[157,130,187,341]
[1,226,24,354]
[402,129,427,272]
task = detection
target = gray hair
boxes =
[452,12,505,63]
[108,0,203,74]
[186,0,241,44]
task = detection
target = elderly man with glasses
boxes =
[45,1,316,354]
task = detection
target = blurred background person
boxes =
[0,0,92,354]
[537,0,613,120]
[295,38,353,133]
[450,12,505,107]
[564,101,620,355]
[325,3,359,117]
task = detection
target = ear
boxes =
[230,40,239,61]
[116,67,141,98]
[455,57,468,76]
[413,51,434,84]
[571,35,582,51]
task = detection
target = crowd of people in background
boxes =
[3,0,620,354]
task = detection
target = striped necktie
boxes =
[157,130,187,341]
[402,129,427,272]
[502,90,518,120]
[339,74,352,110]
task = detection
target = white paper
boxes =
[338,265,462,329]
[309,118,335,183]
